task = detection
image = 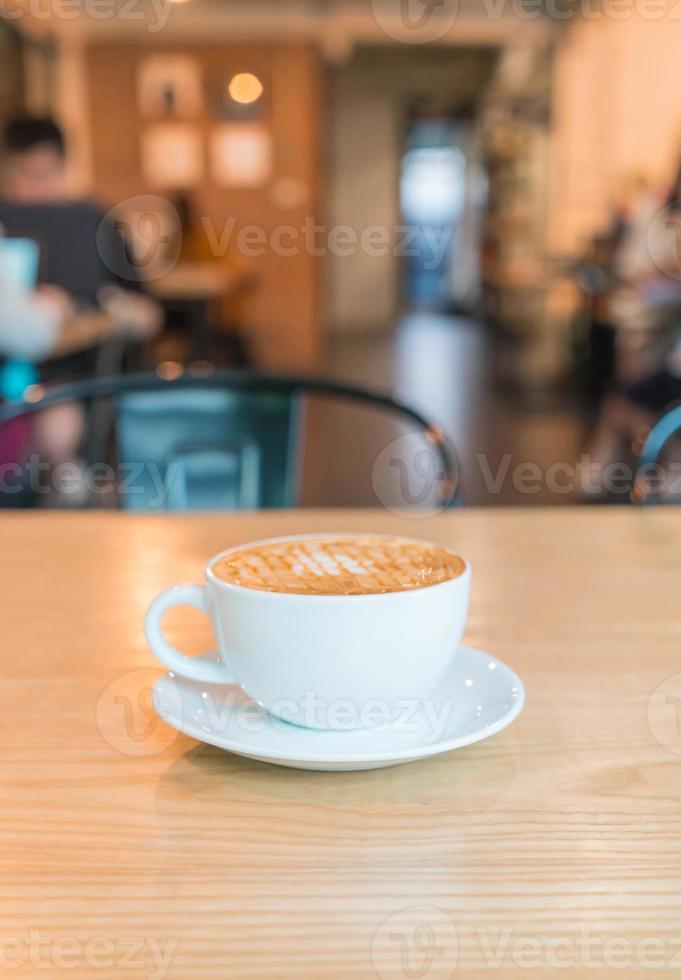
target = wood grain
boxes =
[1,507,681,978]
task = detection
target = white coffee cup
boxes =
[145,533,471,730]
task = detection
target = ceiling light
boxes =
[227,73,264,105]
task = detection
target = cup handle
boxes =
[145,583,235,685]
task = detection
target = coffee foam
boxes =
[213,536,465,596]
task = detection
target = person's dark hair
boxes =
[3,116,65,157]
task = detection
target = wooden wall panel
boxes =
[0,23,25,126]
[84,41,322,370]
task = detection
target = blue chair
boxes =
[636,403,681,504]
[0,369,460,511]
[116,387,300,510]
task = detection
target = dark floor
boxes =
[315,313,587,507]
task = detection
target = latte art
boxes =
[213,535,465,596]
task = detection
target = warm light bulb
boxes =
[227,73,264,105]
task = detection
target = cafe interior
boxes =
[3,1,681,977]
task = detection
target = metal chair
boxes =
[0,369,460,511]
[635,403,681,504]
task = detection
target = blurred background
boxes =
[3,0,681,509]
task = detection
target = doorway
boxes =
[400,119,465,311]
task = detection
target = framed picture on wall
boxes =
[210,122,272,188]
[141,123,203,189]
[137,55,202,119]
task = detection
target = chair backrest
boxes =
[116,387,300,510]
[636,403,681,504]
[0,370,459,511]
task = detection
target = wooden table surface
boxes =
[3,507,681,978]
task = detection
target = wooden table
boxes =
[147,263,244,303]
[148,262,249,363]
[3,507,681,978]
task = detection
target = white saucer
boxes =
[152,646,524,771]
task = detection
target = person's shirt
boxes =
[0,277,60,361]
[0,200,144,307]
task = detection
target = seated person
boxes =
[0,116,161,493]
[1,115,161,365]
[0,270,156,500]
[585,188,681,498]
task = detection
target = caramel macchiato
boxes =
[213,535,465,596]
